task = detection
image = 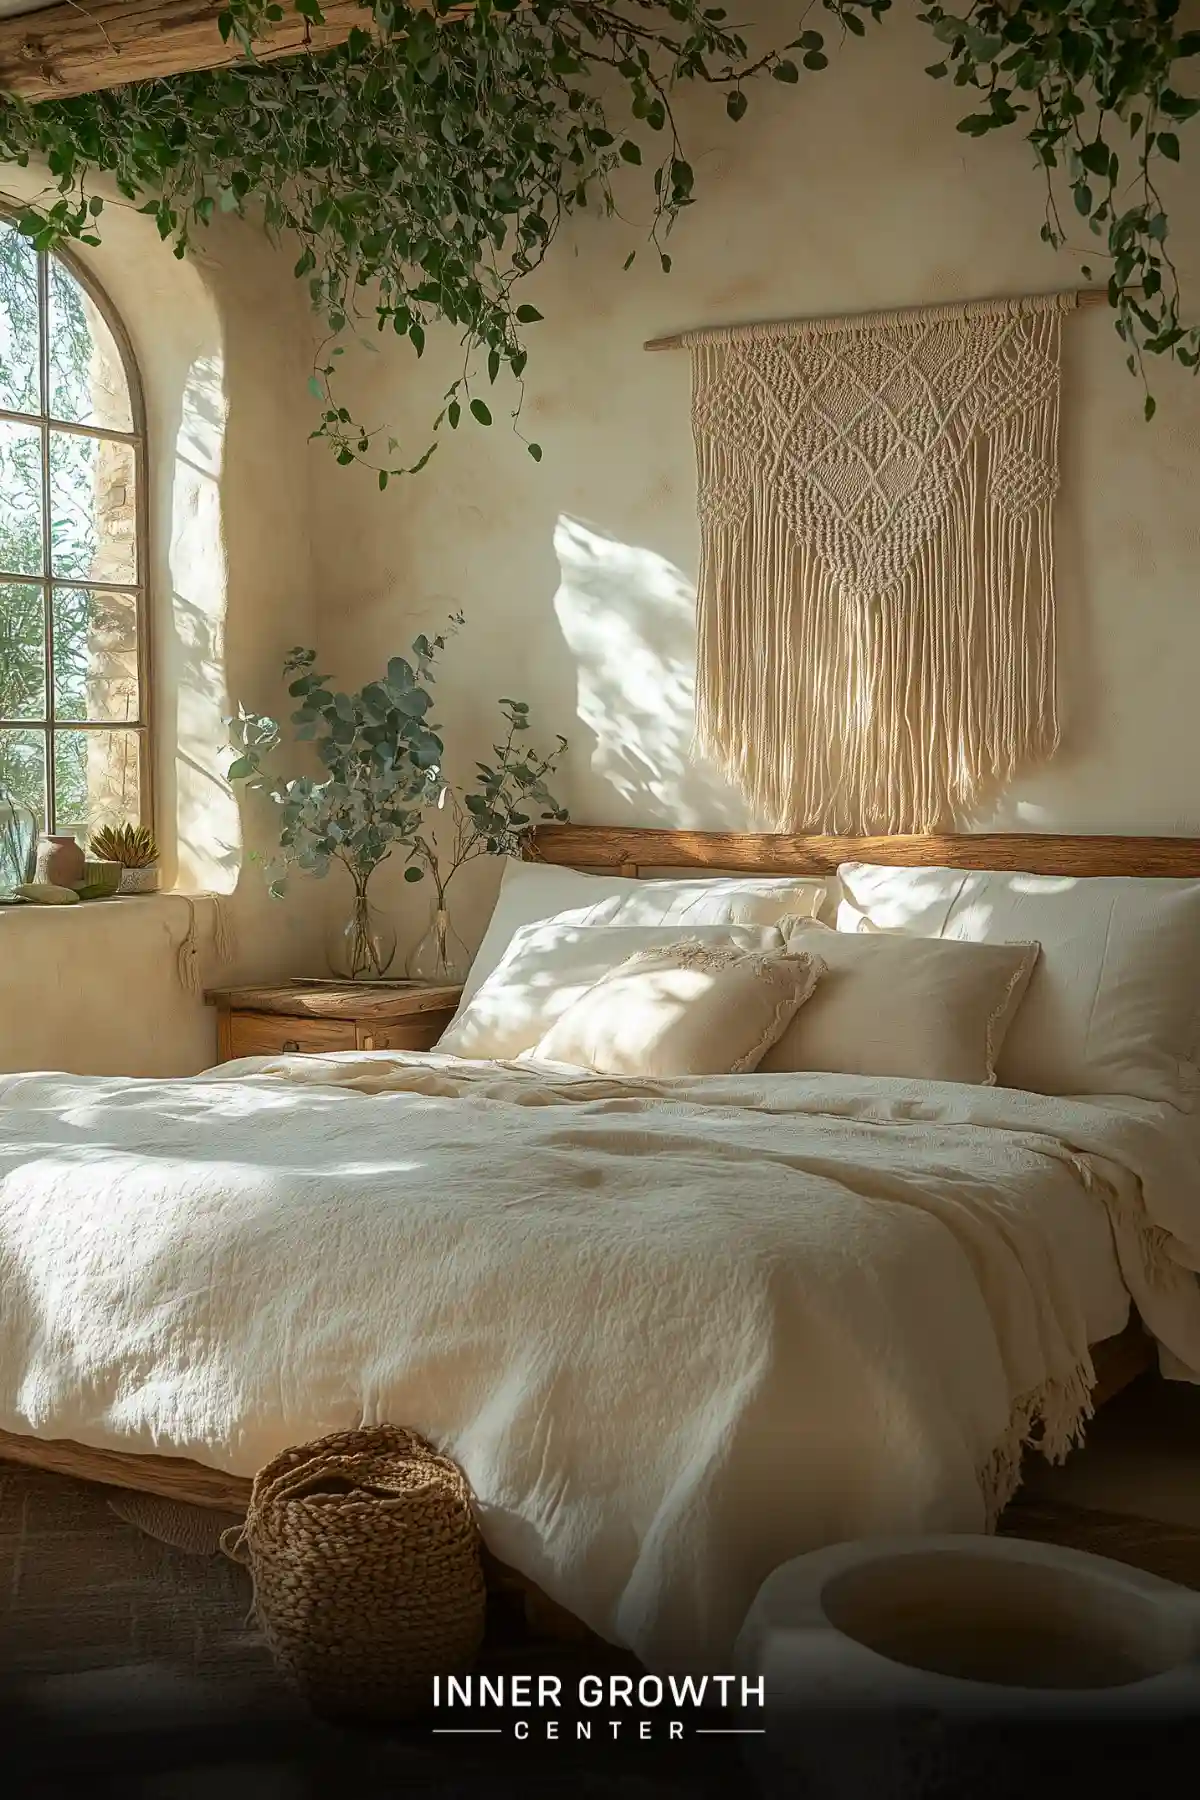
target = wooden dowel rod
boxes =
[643,286,1118,352]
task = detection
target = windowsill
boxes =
[0,890,206,917]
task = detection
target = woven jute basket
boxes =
[223,1425,487,1721]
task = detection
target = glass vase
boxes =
[406,902,470,986]
[0,787,39,899]
[327,877,397,982]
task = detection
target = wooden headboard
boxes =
[530,825,1200,880]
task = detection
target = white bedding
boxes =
[2,1052,1199,1671]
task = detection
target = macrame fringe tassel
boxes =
[177,894,236,995]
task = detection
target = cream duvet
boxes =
[1,1051,1200,1670]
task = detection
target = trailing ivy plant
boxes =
[918,1,1200,421]
[0,0,1195,476]
[0,0,847,480]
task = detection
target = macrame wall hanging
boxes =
[650,289,1085,834]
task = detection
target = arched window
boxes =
[0,210,148,849]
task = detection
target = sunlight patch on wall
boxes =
[550,514,745,829]
[171,348,236,895]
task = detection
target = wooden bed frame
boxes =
[1,826,1189,1564]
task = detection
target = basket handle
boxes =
[220,1522,251,1565]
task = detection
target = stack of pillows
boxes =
[433,857,1200,1101]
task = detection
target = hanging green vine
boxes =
[919,1,1200,422]
[0,0,1194,476]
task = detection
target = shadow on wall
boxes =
[550,514,748,828]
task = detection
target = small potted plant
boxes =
[89,823,160,894]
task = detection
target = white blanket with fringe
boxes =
[1,1052,1199,1671]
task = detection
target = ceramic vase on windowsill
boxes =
[327,869,398,983]
[35,834,86,889]
[406,886,469,986]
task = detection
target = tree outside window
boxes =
[0,209,148,847]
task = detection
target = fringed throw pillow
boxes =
[531,940,825,1078]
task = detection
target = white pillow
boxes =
[437,920,784,1062]
[532,941,824,1078]
[837,862,1200,1104]
[763,920,1038,1085]
[456,856,828,1009]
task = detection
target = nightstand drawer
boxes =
[227,1013,358,1059]
[356,1008,456,1053]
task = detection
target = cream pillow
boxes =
[455,857,828,1010]
[532,941,825,1078]
[837,862,1200,1103]
[760,921,1038,1086]
[436,921,784,1062]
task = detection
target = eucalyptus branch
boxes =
[404,697,569,897]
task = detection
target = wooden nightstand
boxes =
[205,983,463,1062]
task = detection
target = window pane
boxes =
[0,220,40,417]
[49,431,137,585]
[0,726,46,832]
[0,579,47,720]
[53,586,139,723]
[47,256,134,433]
[0,419,44,576]
[54,726,140,841]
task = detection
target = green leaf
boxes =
[15,0,1183,486]
[470,398,493,425]
[1145,394,1156,422]
[528,441,543,462]
[404,865,424,882]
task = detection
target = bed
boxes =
[2,824,1200,1669]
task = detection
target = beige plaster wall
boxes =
[305,3,1200,956]
[0,179,324,1075]
[5,8,1198,1068]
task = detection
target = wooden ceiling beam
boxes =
[0,0,390,104]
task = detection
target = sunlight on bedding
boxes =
[4,1058,1200,1668]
